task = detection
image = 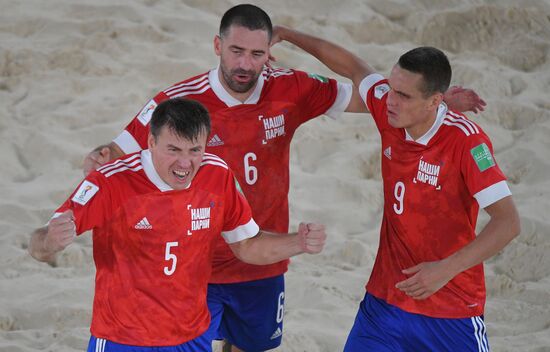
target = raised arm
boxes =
[274,25,373,88]
[229,223,326,265]
[395,196,520,299]
[272,25,486,114]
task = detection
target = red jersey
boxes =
[113,66,352,283]
[53,151,259,346]
[358,74,512,318]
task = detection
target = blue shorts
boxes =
[203,275,285,352]
[87,333,211,352]
[344,292,490,352]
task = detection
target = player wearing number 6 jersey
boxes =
[274,27,520,351]
[28,98,327,351]
[81,5,486,351]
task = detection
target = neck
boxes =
[217,69,257,103]
[406,109,439,141]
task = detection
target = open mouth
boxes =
[173,169,190,181]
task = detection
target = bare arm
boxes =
[229,223,326,265]
[82,142,125,176]
[272,25,372,113]
[28,210,76,263]
[272,26,486,114]
[396,196,520,299]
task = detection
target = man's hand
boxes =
[45,210,76,253]
[83,145,111,176]
[444,86,487,114]
[298,222,326,254]
[395,260,454,300]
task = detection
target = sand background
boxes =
[1,0,549,351]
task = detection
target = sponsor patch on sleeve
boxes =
[307,72,328,83]
[470,143,496,172]
[374,83,390,99]
[72,180,100,205]
[137,99,158,126]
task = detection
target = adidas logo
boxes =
[270,327,282,340]
[384,146,392,160]
[207,134,224,147]
[134,217,152,230]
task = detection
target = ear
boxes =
[214,35,222,57]
[147,133,155,150]
[427,92,444,111]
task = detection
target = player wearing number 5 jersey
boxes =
[28,99,327,351]
[274,27,520,351]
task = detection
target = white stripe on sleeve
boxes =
[474,180,512,209]
[222,219,260,244]
[324,82,353,119]
[112,130,142,154]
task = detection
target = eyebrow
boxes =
[229,44,266,54]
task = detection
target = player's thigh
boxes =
[87,335,212,352]
[344,293,403,352]
[203,284,227,342]
[405,314,490,352]
[219,275,285,351]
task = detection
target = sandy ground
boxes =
[1,1,549,351]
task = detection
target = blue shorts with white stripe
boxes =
[87,334,212,352]
[344,292,490,352]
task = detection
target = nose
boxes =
[238,53,254,71]
[176,156,192,169]
[386,89,396,108]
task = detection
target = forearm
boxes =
[28,227,57,263]
[277,26,373,86]
[231,231,303,265]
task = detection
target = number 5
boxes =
[164,241,178,276]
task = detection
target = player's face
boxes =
[386,65,442,138]
[214,25,270,93]
[148,126,207,191]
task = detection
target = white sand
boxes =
[1,1,549,351]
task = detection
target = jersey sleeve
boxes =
[358,73,390,131]
[461,132,511,208]
[292,70,352,122]
[52,172,111,235]
[112,92,170,154]
[220,170,260,244]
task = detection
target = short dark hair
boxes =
[219,4,272,41]
[397,47,451,97]
[150,98,211,142]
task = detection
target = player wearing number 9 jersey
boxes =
[273,27,521,351]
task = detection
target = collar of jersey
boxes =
[141,150,192,192]
[405,102,448,146]
[208,65,265,107]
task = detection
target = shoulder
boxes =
[262,66,297,83]
[162,72,211,99]
[441,110,486,141]
[200,153,229,171]
[95,152,144,180]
